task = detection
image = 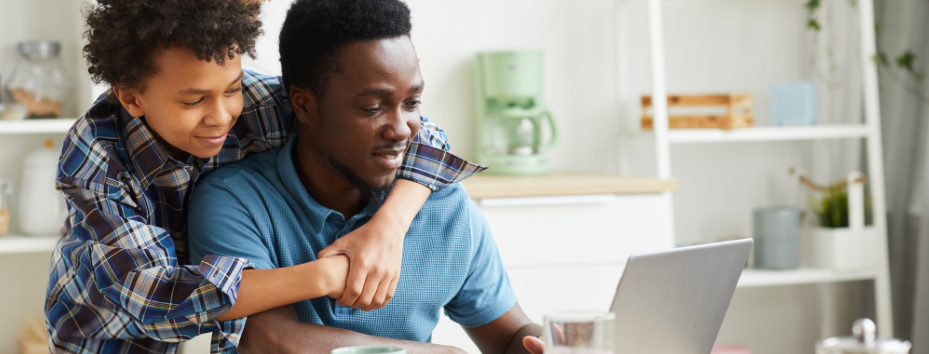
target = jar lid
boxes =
[17,41,61,59]
[819,319,912,354]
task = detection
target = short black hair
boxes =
[83,0,262,91]
[279,0,413,97]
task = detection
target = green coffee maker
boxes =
[474,50,558,175]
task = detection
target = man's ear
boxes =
[112,84,145,118]
[289,85,319,125]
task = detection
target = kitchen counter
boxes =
[460,170,677,199]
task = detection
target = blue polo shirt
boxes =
[187,136,516,344]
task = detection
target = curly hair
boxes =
[279,0,412,97]
[83,0,262,91]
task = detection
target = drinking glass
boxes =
[543,311,616,354]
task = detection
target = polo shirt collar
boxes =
[277,134,382,235]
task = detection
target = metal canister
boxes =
[817,319,911,354]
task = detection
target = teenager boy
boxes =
[188,0,546,353]
[45,1,483,353]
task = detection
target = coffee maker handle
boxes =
[538,109,559,153]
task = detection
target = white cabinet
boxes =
[432,174,676,353]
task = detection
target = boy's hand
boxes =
[318,216,405,311]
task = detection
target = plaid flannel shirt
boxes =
[45,70,486,354]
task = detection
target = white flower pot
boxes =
[801,226,878,271]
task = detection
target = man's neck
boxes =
[292,136,366,219]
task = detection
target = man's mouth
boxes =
[372,149,405,170]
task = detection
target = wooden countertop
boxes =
[461,171,677,199]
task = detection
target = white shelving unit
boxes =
[737,268,878,288]
[0,236,59,254]
[638,0,894,338]
[0,119,78,135]
[630,124,870,143]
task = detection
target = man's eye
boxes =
[185,98,204,107]
[227,86,242,95]
[405,100,422,109]
[363,107,380,113]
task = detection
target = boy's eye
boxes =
[405,100,422,109]
[184,98,204,107]
[227,86,242,94]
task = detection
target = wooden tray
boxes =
[641,93,754,130]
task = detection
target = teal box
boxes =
[770,81,816,126]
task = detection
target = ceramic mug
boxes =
[330,346,405,354]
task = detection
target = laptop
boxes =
[609,238,752,353]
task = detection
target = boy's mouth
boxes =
[197,132,228,146]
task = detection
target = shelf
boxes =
[631,125,870,144]
[461,170,677,199]
[0,235,59,254]
[737,268,878,288]
[0,119,78,135]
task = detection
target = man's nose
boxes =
[383,106,417,142]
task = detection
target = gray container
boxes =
[753,207,802,269]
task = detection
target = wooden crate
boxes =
[641,93,754,130]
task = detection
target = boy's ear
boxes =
[112,84,145,118]
[289,85,319,125]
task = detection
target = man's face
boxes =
[298,36,423,196]
[119,46,244,159]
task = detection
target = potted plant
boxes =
[792,170,878,271]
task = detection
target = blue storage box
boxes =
[770,81,816,126]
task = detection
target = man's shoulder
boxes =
[415,182,479,231]
[197,147,283,194]
[424,182,470,207]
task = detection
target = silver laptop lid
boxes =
[609,239,752,354]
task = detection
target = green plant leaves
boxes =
[806,0,821,12]
[807,19,822,31]
[897,51,917,71]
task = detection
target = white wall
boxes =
[247,0,624,172]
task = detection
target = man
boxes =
[188,0,547,352]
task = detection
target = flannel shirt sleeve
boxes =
[48,123,252,352]
[401,116,487,191]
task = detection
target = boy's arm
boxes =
[317,180,429,311]
[238,306,466,354]
[318,116,486,310]
[187,174,347,322]
[214,256,349,321]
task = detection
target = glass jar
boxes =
[3,41,70,118]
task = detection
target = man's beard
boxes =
[327,155,397,204]
[312,137,407,204]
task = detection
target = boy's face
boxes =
[294,36,423,192]
[117,46,244,160]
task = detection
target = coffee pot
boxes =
[817,319,911,354]
[474,50,558,175]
